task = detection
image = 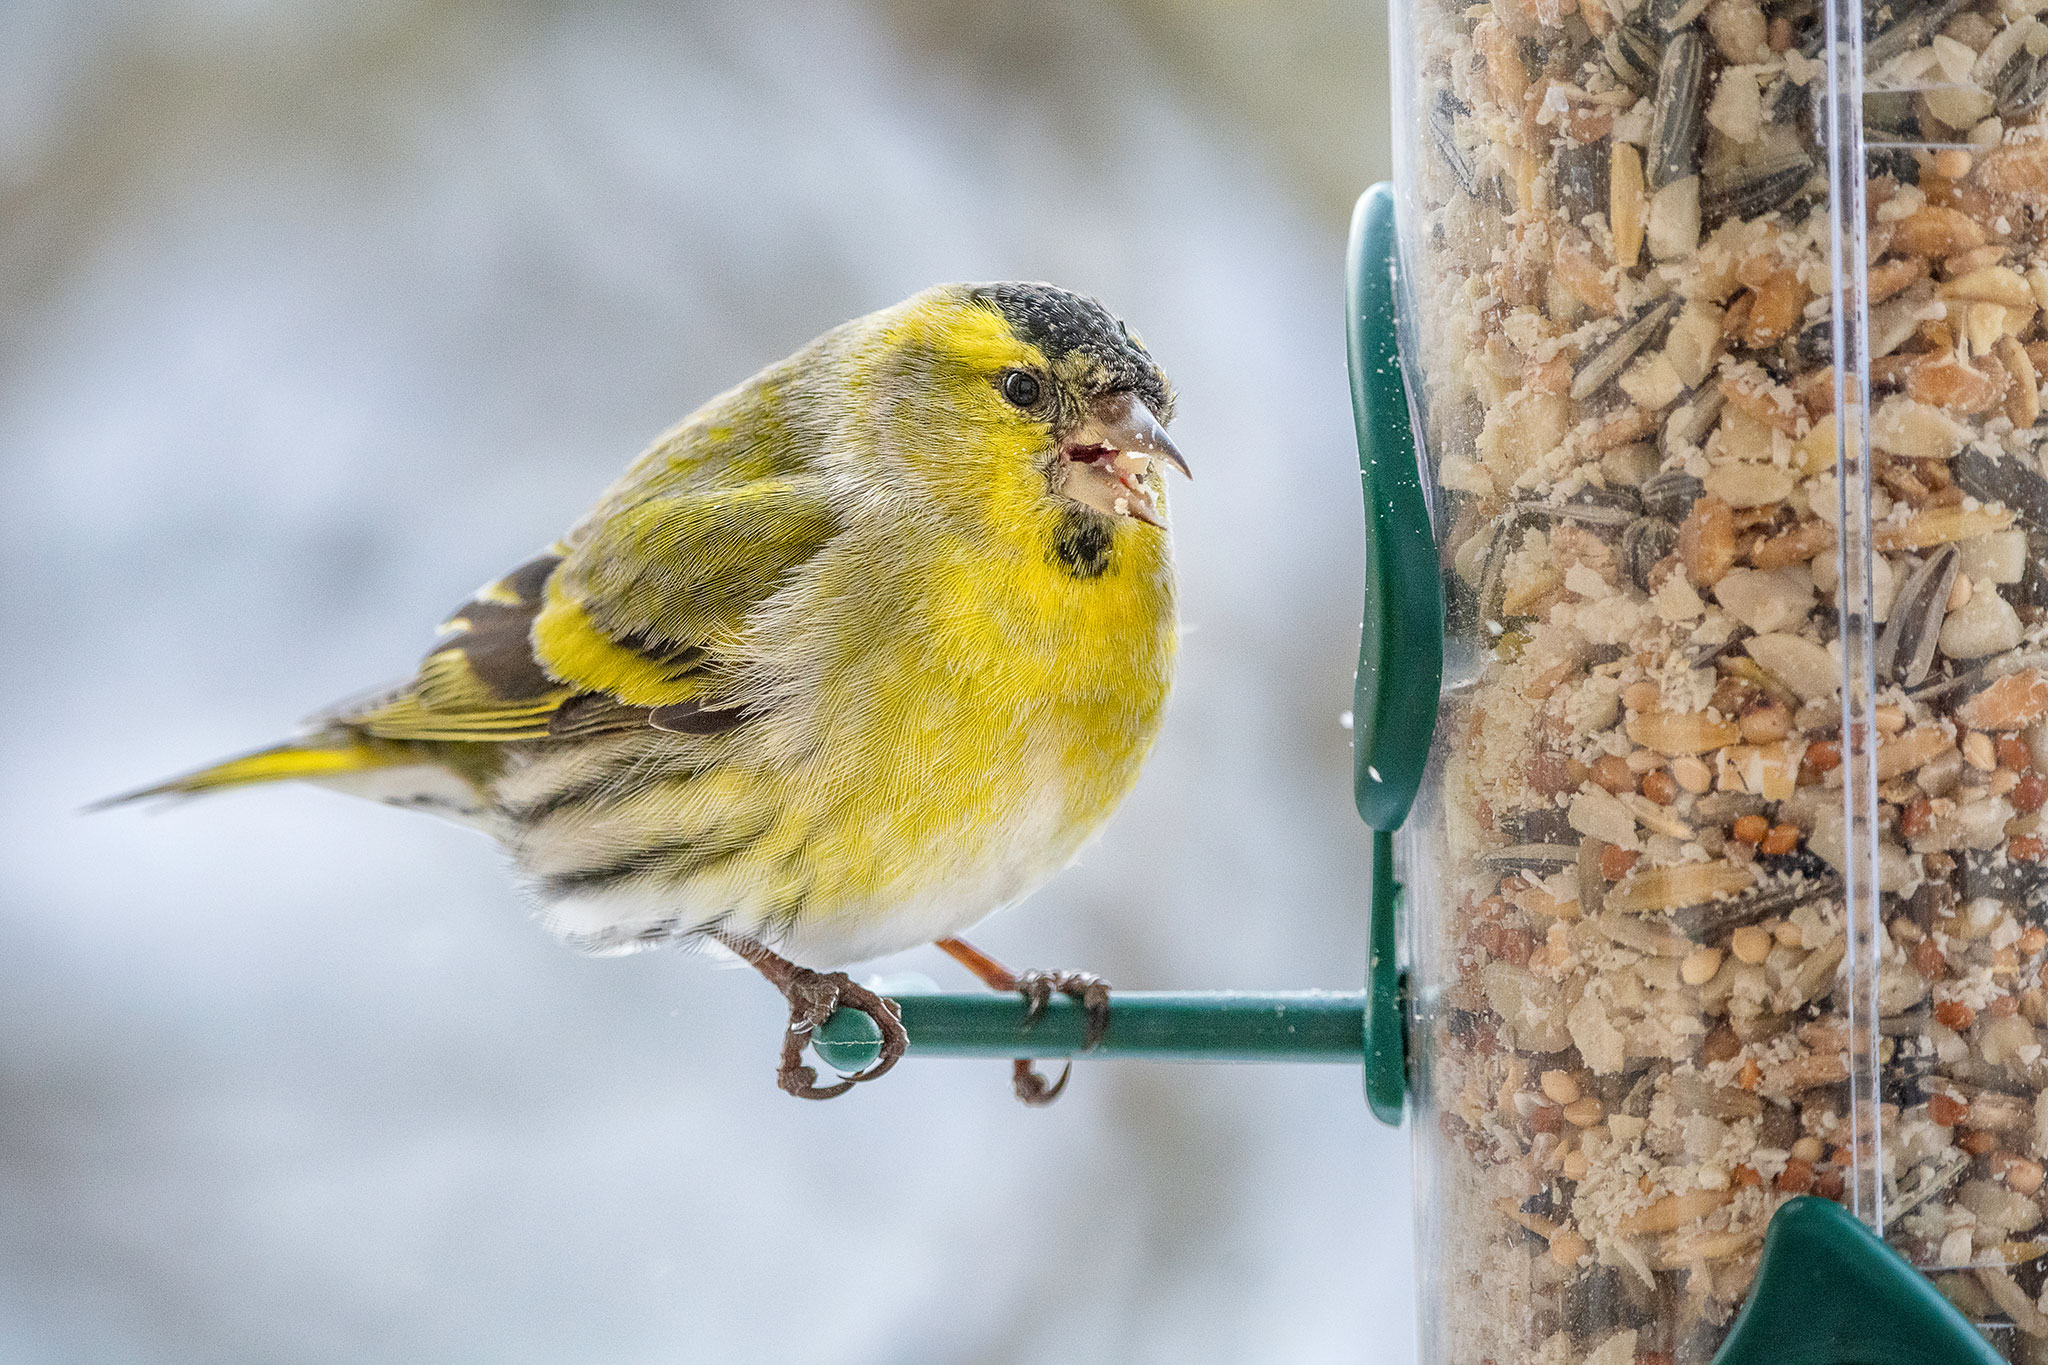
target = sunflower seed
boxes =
[1880,1009,1934,1039]
[1623,517,1680,591]
[1507,489,1642,533]
[1500,807,1579,845]
[1861,89,1921,145]
[1958,847,2048,905]
[1876,544,1961,687]
[1870,146,1920,185]
[1879,1031,1937,1107]
[1667,1071,1765,1118]
[1866,0,1968,67]
[1476,515,1521,625]
[1481,844,1583,871]
[1606,22,1662,97]
[2017,529,2048,610]
[1567,483,1645,517]
[1672,864,1843,941]
[1555,488,1645,536]
[1649,0,1709,33]
[1701,153,1816,228]
[1996,50,2048,120]
[1890,1151,1971,1221]
[1766,71,1820,128]
[1478,490,1642,623]
[1647,32,1706,190]
[1791,3,1823,57]
[1687,622,1752,667]
[1908,644,2048,706]
[1553,140,1610,221]
[1639,469,1705,521]
[1692,791,1767,826]
[1794,317,1832,368]
[1954,448,2048,530]
[1573,296,1681,401]
[1759,844,1836,885]
[1660,385,1725,459]
[1973,1325,2024,1360]
[1430,90,1480,199]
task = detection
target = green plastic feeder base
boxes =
[1713,1197,2001,1365]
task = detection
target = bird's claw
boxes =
[1015,969,1112,1050]
[774,968,906,1101]
[1010,970,1110,1107]
[1011,1057,1072,1106]
[927,941,1111,1109]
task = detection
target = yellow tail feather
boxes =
[90,739,397,810]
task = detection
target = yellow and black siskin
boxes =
[105,282,1189,1102]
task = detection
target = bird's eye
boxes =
[1000,369,1042,409]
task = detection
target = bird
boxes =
[103,281,1188,1104]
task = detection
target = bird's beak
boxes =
[1057,393,1190,529]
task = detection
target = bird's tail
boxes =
[89,736,402,811]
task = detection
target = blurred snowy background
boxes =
[0,2,1412,1360]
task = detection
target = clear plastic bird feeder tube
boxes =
[824,0,2048,1359]
[1381,0,2048,1353]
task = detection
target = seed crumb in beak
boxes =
[1056,395,1183,528]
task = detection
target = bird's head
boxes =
[857,283,1186,571]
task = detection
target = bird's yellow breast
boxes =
[500,521,1177,964]
[765,516,1176,945]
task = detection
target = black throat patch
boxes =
[1051,509,1114,579]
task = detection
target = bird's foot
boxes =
[933,939,1110,1108]
[716,931,907,1100]
[1009,970,1110,1106]
[775,967,906,1099]
[1015,969,1112,1047]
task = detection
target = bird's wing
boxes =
[340,476,840,744]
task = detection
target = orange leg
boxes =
[933,937,1112,1106]
[934,936,1022,990]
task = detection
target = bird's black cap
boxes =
[973,283,1172,421]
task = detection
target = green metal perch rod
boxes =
[810,991,1366,1074]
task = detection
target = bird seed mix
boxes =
[1399,0,2048,1359]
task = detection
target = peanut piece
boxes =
[1998,335,2041,428]
[1891,205,1987,257]
[1679,495,1738,586]
[1958,670,2048,732]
